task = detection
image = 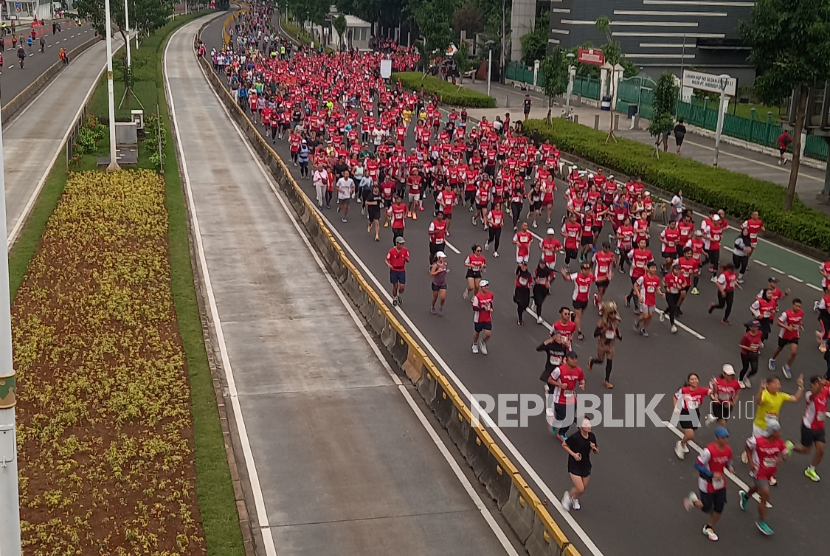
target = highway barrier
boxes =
[191,22,582,556]
[2,35,100,124]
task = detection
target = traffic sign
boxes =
[682,70,737,97]
[577,48,605,66]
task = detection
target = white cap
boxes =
[588,173,595,179]
[645,191,651,196]
[546,228,556,235]
[713,214,721,221]
[436,251,446,258]
[480,279,490,286]
[722,364,735,375]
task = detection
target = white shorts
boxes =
[641,304,655,315]
[752,424,767,438]
[408,193,419,203]
[516,254,530,264]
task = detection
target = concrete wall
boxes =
[510,0,536,64]
[547,0,754,82]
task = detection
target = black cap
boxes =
[566,350,578,359]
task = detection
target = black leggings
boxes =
[713,290,734,321]
[511,201,523,228]
[732,253,748,275]
[515,288,530,322]
[589,355,614,382]
[666,292,680,325]
[325,190,333,206]
[299,161,309,177]
[739,352,759,381]
[487,226,502,252]
[533,286,548,318]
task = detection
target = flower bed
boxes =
[13,170,207,555]
[391,72,496,108]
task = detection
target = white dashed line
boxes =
[808,283,823,291]
[753,260,768,267]
[788,275,804,283]
[445,241,461,254]
[769,266,784,274]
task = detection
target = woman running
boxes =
[674,373,711,459]
[514,262,533,325]
[588,301,622,389]
[463,244,486,299]
[430,252,449,316]
[561,418,598,512]
[532,260,553,324]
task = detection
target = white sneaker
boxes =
[480,341,488,355]
[472,343,479,354]
[704,414,716,427]
[671,325,678,334]
[743,377,751,389]
[768,358,775,371]
[484,242,490,251]
[463,290,469,300]
[659,311,665,322]
[741,451,748,464]
[561,491,572,512]
[493,251,499,258]
[675,441,685,459]
[814,300,820,313]
[683,443,690,454]
[571,498,581,511]
[537,316,544,324]
[683,491,699,512]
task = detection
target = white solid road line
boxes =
[788,275,804,283]
[663,421,772,508]
[189,27,520,556]
[808,283,823,291]
[769,267,784,274]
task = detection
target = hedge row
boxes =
[391,72,497,108]
[523,118,830,253]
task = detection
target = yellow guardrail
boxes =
[222,2,250,46]
[194,42,582,556]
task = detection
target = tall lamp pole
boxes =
[500,0,505,84]
[0,93,22,556]
[565,52,575,115]
[486,40,494,98]
[125,0,131,68]
[105,0,120,172]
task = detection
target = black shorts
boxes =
[699,489,726,514]
[662,251,677,260]
[477,202,488,210]
[678,409,699,430]
[565,248,579,260]
[581,236,593,246]
[431,283,447,291]
[429,242,442,255]
[444,212,453,220]
[568,460,592,478]
[777,336,799,348]
[573,300,588,310]
[711,402,731,421]
[531,201,542,211]
[801,424,826,447]
[466,269,482,279]
[474,321,492,332]
[596,280,609,289]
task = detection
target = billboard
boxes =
[682,70,737,97]
[577,48,605,66]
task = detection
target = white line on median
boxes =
[808,283,823,291]
[788,275,804,283]
[753,260,768,267]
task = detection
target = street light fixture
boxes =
[486,40,495,98]
[105,0,120,172]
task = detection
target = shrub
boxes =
[391,72,497,108]
[523,118,830,253]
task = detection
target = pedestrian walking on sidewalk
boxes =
[523,94,532,121]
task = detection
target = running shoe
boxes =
[805,467,821,482]
[484,242,490,250]
[704,414,717,426]
[392,297,398,307]
[722,320,731,326]
[742,377,751,389]
[587,358,594,371]
[675,440,685,459]
[702,526,719,542]
[593,293,599,307]
[493,252,499,258]
[708,303,715,314]
[577,332,585,341]
[768,358,776,371]
[814,300,820,313]
[561,491,572,512]
[517,319,524,325]
[739,490,748,511]
[634,323,640,333]
[571,498,581,511]
[532,221,537,228]
[537,316,544,324]
[480,342,488,355]
[342,218,348,223]
[683,492,699,512]
[755,520,774,536]
[785,440,794,457]
[691,287,699,295]
[671,325,678,334]
[472,343,479,354]
[782,365,792,379]
[463,290,469,300]
[769,476,777,486]
[431,307,437,315]
[641,328,649,337]
[741,452,748,464]
[659,311,665,322]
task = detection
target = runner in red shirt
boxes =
[683,426,733,542]
[428,212,447,265]
[388,195,407,245]
[547,351,585,441]
[593,242,616,312]
[741,211,764,259]
[463,244,487,299]
[471,280,494,355]
[706,365,741,427]
[673,372,711,458]
[435,184,457,235]
[552,307,577,349]
[741,421,791,535]
[708,262,740,325]
[485,202,505,257]
[660,220,682,274]
[540,228,563,269]
[385,237,410,306]
[626,238,654,313]
[513,221,534,267]
[561,263,596,341]
[634,262,664,337]
[662,264,684,334]
[561,213,582,269]
[738,320,764,388]
[791,376,829,481]
[770,298,804,378]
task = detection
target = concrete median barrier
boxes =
[2,36,100,124]
[191,33,584,556]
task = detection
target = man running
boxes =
[705,365,740,427]
[684,426,733,542]
[769,298,804,378]
[471,280,494,355]
[634,261,663,337]
[386,236,409,306]
[790,376,829,481]
[548,351,585,441]
[740,421,792,535]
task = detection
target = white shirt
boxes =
[336,177,355,200]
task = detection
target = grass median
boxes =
[392,71,497,108]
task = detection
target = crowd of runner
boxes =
[209,2,830,541]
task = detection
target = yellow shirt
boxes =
[753,390,790,429]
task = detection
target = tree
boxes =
[454,40,471,82]
[596,15,622,142]
[76,0,171,45]
[452,3,484,37]
[740,0,830,211]
[647,72,679,158]
[408,0,455,60]
[539,48,569,123]
[333,13,347,49]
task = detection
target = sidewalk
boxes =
[456,79,830,219]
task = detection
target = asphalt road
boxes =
[0,20,96,105]
[203,13,830,556]
[166,15,519,556]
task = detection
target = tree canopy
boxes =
[75,0,172,39]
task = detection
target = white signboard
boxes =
[380,59,392,80]
[682,70,737,97]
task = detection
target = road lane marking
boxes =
[754,260,768,266]
[186,32,520,556]
[788,275,804,283]
[808,283,823,291]
[769,267,784,274]
[663,421,772,508]
[445,240,461,254]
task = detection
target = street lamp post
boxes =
[486,40,494,98]
[125,0,131,68]
[565,52,575,116]
[500,0,505,85]
[0,89,22,556]
[105,0,120,172]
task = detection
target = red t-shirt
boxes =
[549,364,585,405]
[569,273,596,303]
[386,247,410,271]
[472,291,494,323]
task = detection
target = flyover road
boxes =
[3,32,124,245]
[0,19,95,105]
[165,16,522,556]
[203,14,830,556]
